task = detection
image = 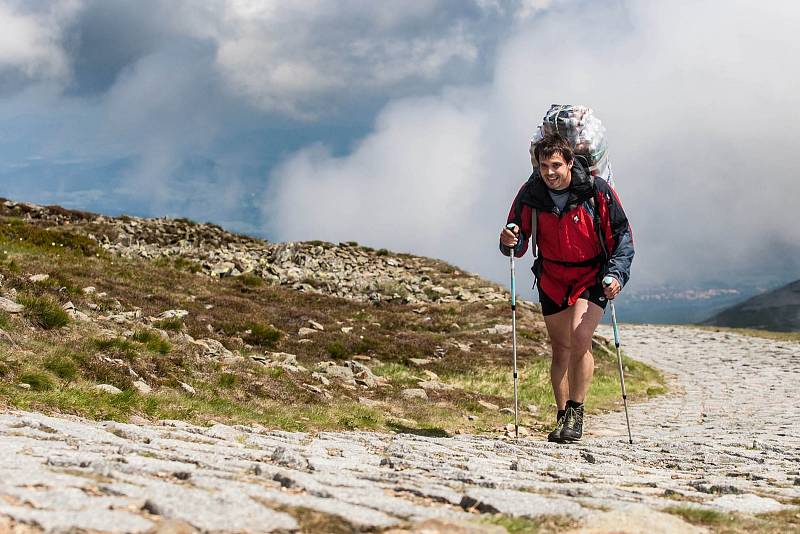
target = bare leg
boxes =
[543,306,573,411]
[567,299,605,402]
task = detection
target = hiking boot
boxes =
[561,402,584,442]
[547,410,566,443]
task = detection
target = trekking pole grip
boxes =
[603,276,620,345]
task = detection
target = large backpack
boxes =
[528,105,613,260]
[530,104,614,188]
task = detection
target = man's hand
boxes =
[603,276,621,300]
[500,224,519,248]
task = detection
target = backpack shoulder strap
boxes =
[530,207,538,257]
[590,190,609,260]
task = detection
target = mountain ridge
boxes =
[702,278,800,332]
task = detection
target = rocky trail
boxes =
[1,324,799,533]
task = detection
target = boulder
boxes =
[94,384,123,395]
[401,388,428,400]
[0,297,23,314]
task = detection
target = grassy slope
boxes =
[0,213,666,436]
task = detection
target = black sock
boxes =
[557,409,566,421]
[567,400,584,409]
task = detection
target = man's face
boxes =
[539,152,573,191]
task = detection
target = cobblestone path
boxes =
[1,325,798,533]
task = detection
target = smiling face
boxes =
[538,152,573,191]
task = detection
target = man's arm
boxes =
[500,182,533,258]
[597,180,634,287]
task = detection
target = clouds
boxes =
[266,89,490,256]
[267,0,800,290]
[0,0,82,82]
[200,0,508,115]
[1,0,528,218]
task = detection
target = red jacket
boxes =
[501,158,634,307]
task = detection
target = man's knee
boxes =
[569,329,595,358]
[550,338,570,357]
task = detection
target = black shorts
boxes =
[538,283,608,316]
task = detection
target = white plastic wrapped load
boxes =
[530,104,615,188]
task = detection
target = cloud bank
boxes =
[266,0,800,289]
[0,0,529,224]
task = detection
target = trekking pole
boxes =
[603,276,633,444]
[507,224,520,438]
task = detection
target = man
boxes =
[499,133,633,442]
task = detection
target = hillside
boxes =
[0,198,664,436]
[702,279,800,332]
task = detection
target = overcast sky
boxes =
[1,0,798,295]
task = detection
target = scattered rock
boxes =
[318,363,354,383]
[384,519,506,534]
[477,400,499,411]
[308,320,324,331]
[193,338,237,361]
[82,286,97,294]
[418,380,453,391]
[265,352,306,372]
[483,324,513,335]
[710,494,786,513]
[148,519,199,534]
[94,384,123,395]
[0,297,23,313]
[152,309,189,321]
[133,380,152,394]
[270,446,310,470]
[179,382,196,395]
[29,274,50,283]
[401,388,428,400]
[341,326,354,333]
[504,424,529,437]
[460,488,585,518]
[572,504,705,533]
[62,301,91,321]
[298,327,317,337]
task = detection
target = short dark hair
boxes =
[533,133,573,164]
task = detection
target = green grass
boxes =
[217,373,237,388]
[152,317,184,332]
[326,341,348,359]
[442,347,666,426]
[664,506,733,526]
[18,294,70,329]
[479,514,578,533]
[0,381,389,432]
[372,362,421,387]
[239,274,263,287]
[131,329,172,354]
[248,323,282,346]
[0,217,100,256]
[18,372,54,391]
[242,323,282,347]
[42,354,78,383]
[92,337,138,358]
[0,311,10,330]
